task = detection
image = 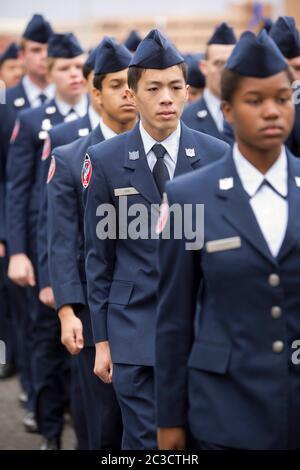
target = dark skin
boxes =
[157,70,295,451]
[221,71,295,174]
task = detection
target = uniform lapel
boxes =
[277,150,300,262]
[196,97,222,139]
[13,81,30,109]
[50,99,65,125]
[89,124,104,146]
[174,122,201,176]
[216,152,278,267]
[81,113,92,132]
[124,122,161,204]
[19,81,30,108]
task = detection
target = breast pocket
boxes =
[188,340,231,374]
[108,279,134,305]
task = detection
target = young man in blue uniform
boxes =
[124,30,142,53]
[83,29,229,450]
[270,16,300,157]
[7,32,87,450]
[37,45,102,295]
[155,30,300,450]
[0,43,23,88]
[184,54,205,104]
[182,22,236,141]
[4,14,55,140]
[0,14,54,431]
[47,37,137,450]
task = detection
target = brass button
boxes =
[268,274,280,287]
[272,341,284,353]
[271,306,282,319]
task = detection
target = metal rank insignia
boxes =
[185,148,195,157]
[14,97,25,107]
[129,150,139,160]
[78,128,89,137]
[46,106,56,115]
[41,119,52,131]
[197,110,208,119]
[38,131,48,140]
[219,177,234,190]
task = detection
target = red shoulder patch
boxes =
[41,136,51,161]
[47,156,56,184]
[155,193,170,235]
[10,119,20,144]
[82,154,92,189]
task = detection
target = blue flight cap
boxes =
[225,30,288,78]
[94,37,132,74]
[260,17,274,34]
[124,30,142,52]
[22,14,53,44]
[0,43,19,65]
[129,29,184,69]
[48,33,84,58]
[184,54,205,88]
[269,16,300,59]
[85,47,97,69]
[207,22,237,45]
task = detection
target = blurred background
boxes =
[0,0,299,53]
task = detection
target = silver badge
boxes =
[295,176,300,187]
[41,119,52,131]
[219,177,234,190]
[197,110,208,119]
[14,97,25,108]
[129,151,139,160]
[185,148,195,157]
[38,130,48,140]
[78,128,89,137]
[46,106,56,115]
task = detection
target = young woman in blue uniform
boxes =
[155,30,300,450]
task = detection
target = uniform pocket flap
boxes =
[188,340,231,374]
[108,280,134,305]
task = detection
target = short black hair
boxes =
[221,67,295,103]
[127,63,188,92]
[93,73,107,91]
[83,62,93,80]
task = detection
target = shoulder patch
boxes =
[41,136,51,161]
[47,156,56,184]
[10,119,20,143]
[155,193,170,235]
[82,154,93,189]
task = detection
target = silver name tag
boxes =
[205,236,241,253]
[114,187,140,197]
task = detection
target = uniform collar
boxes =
[99,118,117,140]
[233,143,288,198]
[55,93,88,118]
[203,88,221,113]
[22,75,55,106]
[139,120,181,164]
[88,104,100,130]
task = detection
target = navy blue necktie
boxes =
[152,144,170,197]
[38,93,47,104]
